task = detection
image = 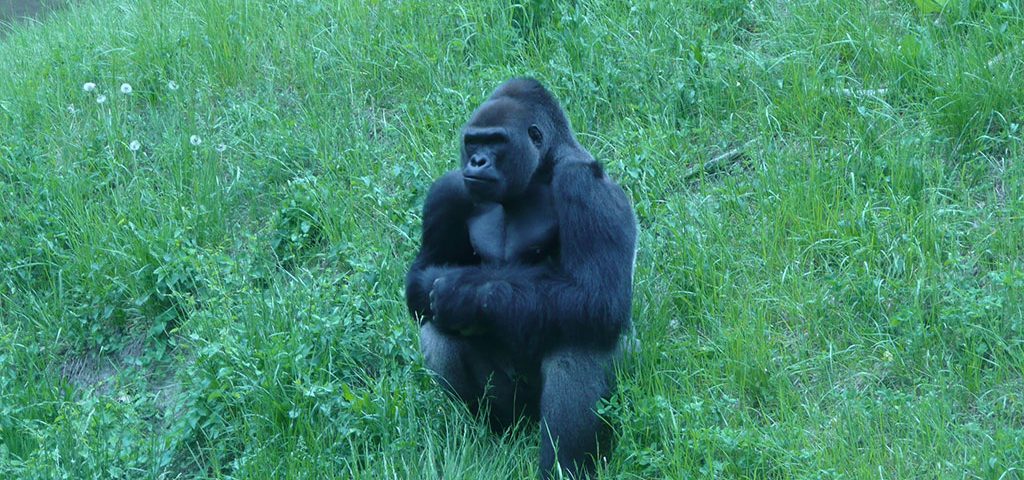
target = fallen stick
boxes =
[836,87,888,98]
[684,139,757,181]
[988,40,1024,68]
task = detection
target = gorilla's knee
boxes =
[419,323,475,400]
[539,348,617,479]
[420,324,531,431]
[419,322,457,374]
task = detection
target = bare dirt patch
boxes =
[59,335,183,415]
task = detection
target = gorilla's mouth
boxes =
[463,175,497,186]
[463,175,501,199]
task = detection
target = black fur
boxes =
[406,78,637,479]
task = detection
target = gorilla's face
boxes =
[460,98,545,203]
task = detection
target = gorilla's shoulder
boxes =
[552,156,631,216]
[424,170,473,210]
[553,156,610,185]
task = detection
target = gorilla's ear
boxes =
[528,124,544,149]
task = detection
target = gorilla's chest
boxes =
[467,189,558,265]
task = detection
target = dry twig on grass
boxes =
[684,139,757,181]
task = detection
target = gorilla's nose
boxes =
[469,154,491,168]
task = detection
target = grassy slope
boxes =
[1,0,1022,478]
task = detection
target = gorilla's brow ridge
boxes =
[463,128,510,144]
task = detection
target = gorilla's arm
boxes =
[405,171,478,323]
[431,159,636,350]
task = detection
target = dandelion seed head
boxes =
[120,83,133,94]
[190,135,202,146]
[96,94,107,104]
[167,80,179,91]
[129,140,141,152]
[83,82,96,92]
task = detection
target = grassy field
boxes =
[1,0,1022,478]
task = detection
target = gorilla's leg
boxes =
[420,322,535,431]
[538,347,618,479]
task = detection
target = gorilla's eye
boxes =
[527,125,543,147]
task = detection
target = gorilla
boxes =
[406,78,636,479]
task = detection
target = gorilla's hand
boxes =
[429,274,473,332]
[427,277,442,317]
[430,271,511,335]
[407,265,457,324]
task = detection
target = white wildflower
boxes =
[190,135,202,146]
[216,144,227,153]
[167,80,179,91]
[129,140,141,152]
[67,105,77,114]
[120,83,133,94]
[96,94,107,104]
[83,82,96,92]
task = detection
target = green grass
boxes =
[1,0,1022,478]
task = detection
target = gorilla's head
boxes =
[460,78,574,203]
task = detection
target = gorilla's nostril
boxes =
[471,154,488,167]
